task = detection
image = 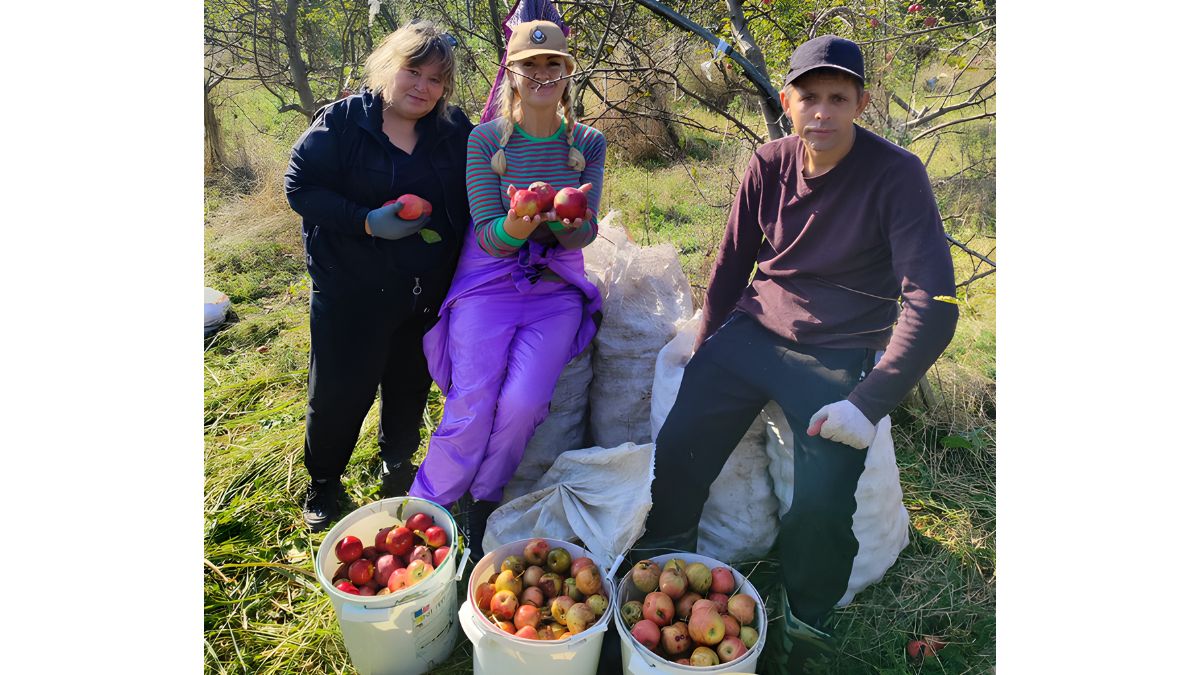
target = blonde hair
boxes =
[490,72,587,175]
[363,21,457,122]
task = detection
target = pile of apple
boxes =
[328,511,452,596]
[509,181,588,222]
[621,559,761,667]
[473,538,609,641]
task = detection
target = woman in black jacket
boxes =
[284,20,474,531]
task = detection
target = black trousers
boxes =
[638,312,874,626]
[303,284,436,482]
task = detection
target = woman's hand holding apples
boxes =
[504,184,555,239]
[552,183,594,230]
[365,201,431,240]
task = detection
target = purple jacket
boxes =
[423,232,602,391]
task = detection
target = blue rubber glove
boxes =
[365,202,430,240]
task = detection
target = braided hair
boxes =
[489,73,586,175]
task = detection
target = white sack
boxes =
[650,312,779,563]
[501,344,593,504]
[204,287,231,328]
[483,442,655,573]
[762,402,910,606]
[584,215,693,447]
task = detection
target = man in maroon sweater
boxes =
[635,36,959,668]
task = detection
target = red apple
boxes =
[658,568,687,600]
[688,603,725,646]
[727,594,756,626]
[335,536,363,563]
[384,526,414,558]
[520,586,545,608]
[574,564,603,596]
[631,560,662,594]
[510,189,540,218]
[374,554,403,586]
[675,591,702,621]
[423,525,448,549]
[514,604,540,630]
[717,636,749,663]
[407,545,433,566]
[537,572,563,599]
[405,512,434,532]
[551,595,576,625]
[707,592,729,614]
[357,584,376,597]
[643,591,675,627]
[523,538,551,566]
[433,546,451,568]
[387,567,410,592]
[348,559,375,586]
[360,546,381,563]
[569,557,594,577]
[494,620,516,634]
[870,17,880,27]
[490,589,518,620]
[392,194,425,220]
[710,567,736,595]
[553,187,588,222]
[721,613,741,639]
[375,526,394,551]
[529,181,556,212]
[475,582,496,611]
[631,619,660,651]
[924,16,937,27]
[514,625,539,640]
[334,580,360,595]
[660,622,693,657]
[907,3,923,13]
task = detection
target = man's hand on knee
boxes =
[807,400,875,450]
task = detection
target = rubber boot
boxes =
[466,499,500,563]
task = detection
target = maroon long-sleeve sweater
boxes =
[698,125,959,423]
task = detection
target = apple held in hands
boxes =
[528,181,556,212]
[510,188,541,218]
[384,194,433,220]
[553,187,588,222]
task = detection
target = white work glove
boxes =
[807,400,876,450]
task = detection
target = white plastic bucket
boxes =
[460,537,616,675]
[614,552,767,674]
[316,497,469,675]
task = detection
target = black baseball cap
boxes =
[782,35,865,88]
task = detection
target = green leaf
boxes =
[419,228,442,244]
[940,435,973,449]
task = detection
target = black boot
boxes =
[465,499,500,563]
[302,478,342,532]
[380,461,418,499]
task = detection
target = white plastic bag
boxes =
[650,312,779,563]
[501,344,593,504]
[762,402,910,606]
[483,442,655,573]
[584,216,693,447]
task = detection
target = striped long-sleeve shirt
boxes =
[465,118,606,257]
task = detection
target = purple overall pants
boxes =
[412,236,602,505]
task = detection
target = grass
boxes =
[204,74,995,673]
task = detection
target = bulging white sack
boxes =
[484,441,655,573]
[584,215,692,448]
[762,402,910,606]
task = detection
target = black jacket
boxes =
[284,90,474,300]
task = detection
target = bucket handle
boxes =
[339,603,395,624]
[458,602,495,647]
[604,550,626,588]
[455,548,471,582]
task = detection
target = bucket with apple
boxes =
[458,537,616,675]
[316,497,468,675]
[613,552,768,674]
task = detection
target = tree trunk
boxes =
[204,85,225,173]
[281,0,316,118]
[725,0,785,140]
[487,0,505,62]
